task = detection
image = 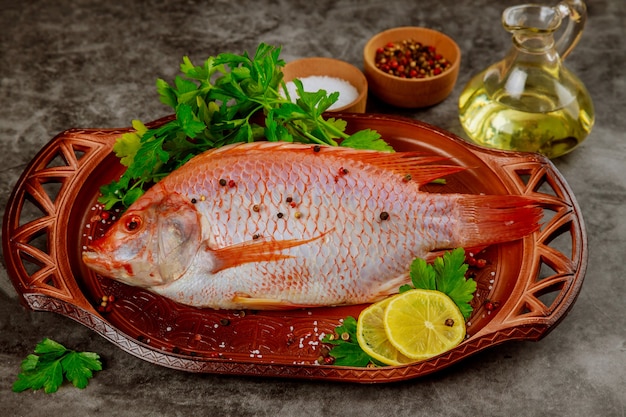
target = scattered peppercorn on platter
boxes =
[3,113,586,382]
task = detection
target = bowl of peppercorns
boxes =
[363,27,461,108]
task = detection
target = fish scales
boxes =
[183,145,427,306]
[83,142,542,310]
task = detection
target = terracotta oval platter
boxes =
[3,113,587,383]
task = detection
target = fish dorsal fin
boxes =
[333,150,466,187]
[207,230,332,273]
[189,142,465,187]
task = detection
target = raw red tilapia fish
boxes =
[82,142,542,309]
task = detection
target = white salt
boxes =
[282,76,359,110]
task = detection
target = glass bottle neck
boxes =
[507,32,562,69]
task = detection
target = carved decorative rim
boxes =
[2,113,587,382]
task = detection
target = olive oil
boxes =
[458,0,594,159]
[459,71,595,158]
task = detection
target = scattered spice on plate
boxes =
[374,39,451,79]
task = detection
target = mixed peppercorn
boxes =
[374,39,451,79]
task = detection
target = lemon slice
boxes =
[356,295,415,366]
[384,289,466,360]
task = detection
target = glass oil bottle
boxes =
[458,0,594,158]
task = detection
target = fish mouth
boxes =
[82,248,140,286]
[82,249,113,276]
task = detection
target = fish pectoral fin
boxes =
[232,293,314,310]
[372,272,411,299]
[208,231,332,273]
[208,241,293,274]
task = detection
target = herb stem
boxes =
[318,118,350,140]
[292,122,339,146]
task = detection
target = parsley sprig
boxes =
[323,248,477,367]
[322,316,383,367]
[99,42,391,209]
[399,247,477,319]
[13,339,103,394]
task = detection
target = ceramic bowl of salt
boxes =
[281,57,368,113]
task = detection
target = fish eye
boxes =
[124,215,142,232]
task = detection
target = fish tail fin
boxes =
[454,195,543,247]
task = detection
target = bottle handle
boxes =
[554,0,587,59]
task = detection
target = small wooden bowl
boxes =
[363,27,461,108]
[282,57,368,113]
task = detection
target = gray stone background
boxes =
[1,0,624,416]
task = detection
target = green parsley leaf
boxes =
[326,342,372,367]
[13,357,63,393]
[13,338,103,394]
[407,248,477,319]
[20,354,40,371]
[409,257,437,291]
[34,338,67,356]
[294,81,339,117]
[98,179,124,210]
[432,247,469,294]
[122,187,145,207]
[132,133,169,179]
[156,78,177,108]
[341,129,395,152]
[61,351,103,389]
[433,248,476,319]
[113,131,142,167]
[174,75,200,106]
[322,316,376,367]
[175,103,206,138]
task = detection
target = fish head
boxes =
[82,190,202,288]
